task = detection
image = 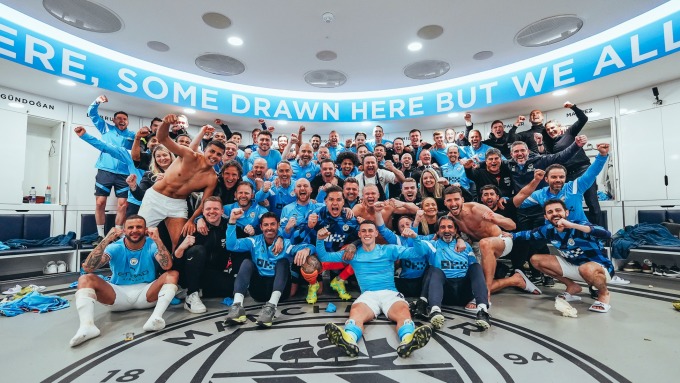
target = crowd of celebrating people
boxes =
[68,94,615,358]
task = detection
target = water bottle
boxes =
[45,185,52,204]
[29,187,37,204]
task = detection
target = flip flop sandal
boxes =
[464,299,478,313]
[557,292,582,302]
[588,300,611,313]
[515,269,542,295]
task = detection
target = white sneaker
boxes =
[184,292,207,314]
[57,260,67,273]
[609,275,630,285]
[43,261,58,274]
[2,285,22,295]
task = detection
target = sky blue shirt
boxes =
[315,239,421,293]
[88,102,136,175]
[106,237,157,285]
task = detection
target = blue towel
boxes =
[0,291,70,317]
[4,232,76,249]
[612,223,680,259]
[0,241,9,251]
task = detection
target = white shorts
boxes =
[470,234,513,261]
[137,187,188,227]
[107,282,156,312]
[556,256,612,284]
[353,290,407,319]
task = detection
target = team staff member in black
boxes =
[541,102,602,226]
[463,148,515,199]
[174,196,234,314]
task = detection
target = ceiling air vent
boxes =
[404,60,450,80]
[202,12,232,29]
[515,15,583,47]
[316,51,338,61]
[195,53,245,76]
[304,70,347,88]
[43,0,122,33]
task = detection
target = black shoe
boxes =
[396,325,432,358]
[324,323,359,357]
[92,236,104,247]
[654,265,668,276]
[623,260,642,272]
[475,309,491,330]
[543,276,555,287]
[409,298,428,319]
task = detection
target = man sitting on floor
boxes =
[223,210,314,328]
[311,222,433,358]
[509,199,614,313]
[70,215,178,347]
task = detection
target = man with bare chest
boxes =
[443,186,542,301]
[138,114,225,250]
[352,185,418,232]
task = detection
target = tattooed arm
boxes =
[148,227,173,270]
[81,228,121,273]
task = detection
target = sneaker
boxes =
[325,323,359,357]
[184,292,207,314]
[330,277,352,300]
[43,261,58,274]
[429,310,445,330]
[224,302,247,325]
[653,265,667,276]
[641,259,654,274]
[396,325,432,358]
[409,298,428,320]
[91,236,104,247]
[622,260,642,272]
[306,282,320,304]
[56,260,67,273]
[663,267,680,278]
[256,302,276,328]
[475,309,491,330]
[543,276,555,287]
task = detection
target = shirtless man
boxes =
[352,185,417,231]
[443,185,542,300]
[138,114,225,250]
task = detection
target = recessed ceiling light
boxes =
[278,120,288,125]
[408,42,422,52]
[227,37,243,46]
[184,108,196,114]
[8,102,24,108]
[447,113,459,118]
[58,79,76,86]
[552,90,568,96]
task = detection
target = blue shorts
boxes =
[94,169,129,198]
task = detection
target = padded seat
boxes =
[666,210,680,223]
[635,245,680,253]
[0,245,76,257]
[79,213,116,238]
[638,210,667,225]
